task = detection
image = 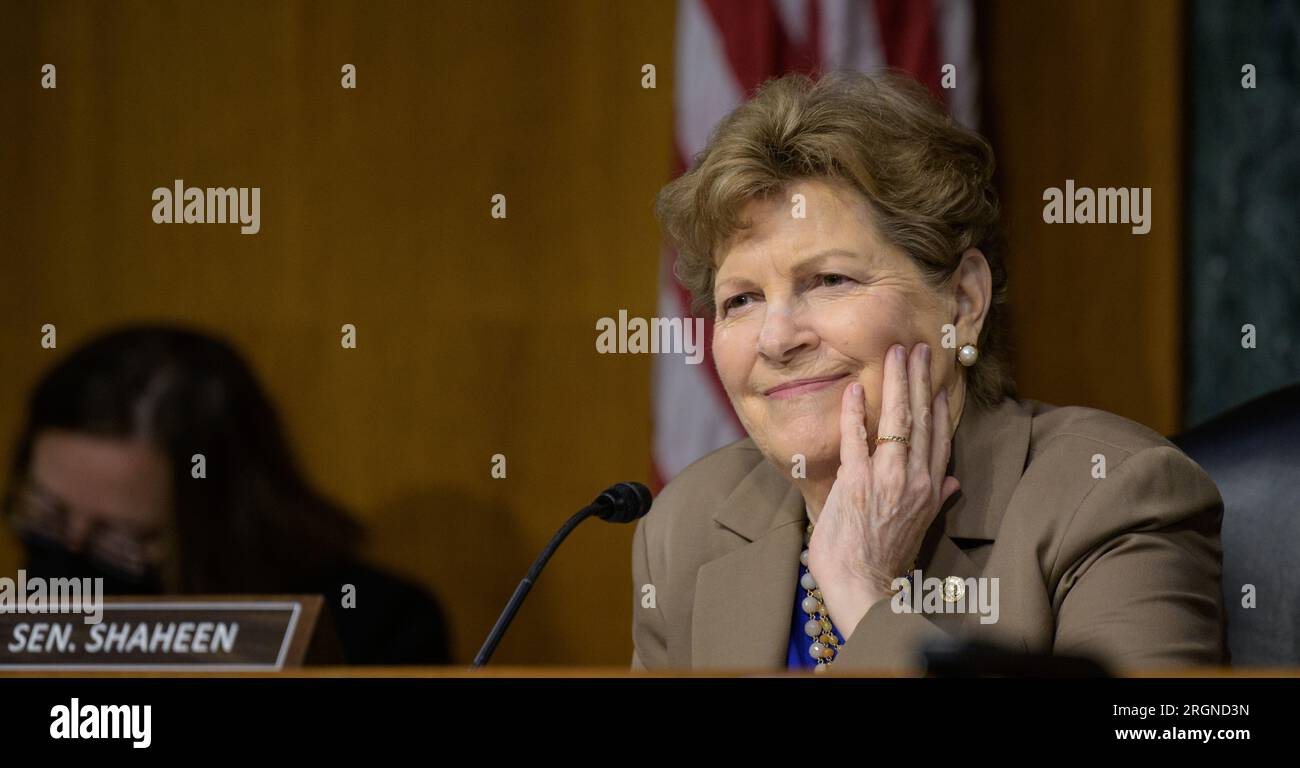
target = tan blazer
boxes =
[630,397,1225,673]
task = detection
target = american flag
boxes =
[653,0,978,486]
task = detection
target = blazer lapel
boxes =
[691,459,805,670]
[941,397,1032,542]
[918,398,1033,636]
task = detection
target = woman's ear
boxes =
[951,248,993,342]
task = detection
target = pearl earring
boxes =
[957,343,979,367]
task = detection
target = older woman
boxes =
[631,71,1224,674]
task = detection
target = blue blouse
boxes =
[786,561,847,670]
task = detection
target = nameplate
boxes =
[0,596,321,671]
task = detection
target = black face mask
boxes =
[20,533,166,596]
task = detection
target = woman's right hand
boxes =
[805,342,962,640]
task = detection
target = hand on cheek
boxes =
[807,341,962,646]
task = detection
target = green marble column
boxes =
[1185,0,1300,426]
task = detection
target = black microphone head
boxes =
[593,482,653,523]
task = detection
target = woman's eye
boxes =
[721,294,755,315]
[800,272,852,291]
[817,273,850,288]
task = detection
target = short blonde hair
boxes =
[654,70,1014,407]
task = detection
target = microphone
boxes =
[590,481,653,523]
[471,482,652,667]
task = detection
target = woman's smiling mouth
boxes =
[762,373,851,399]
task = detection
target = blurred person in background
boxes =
[2,325,451,665]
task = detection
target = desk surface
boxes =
[1,666,1297,678]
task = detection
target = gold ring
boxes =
[875,434,910,447]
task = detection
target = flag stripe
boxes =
[874,0,942,98]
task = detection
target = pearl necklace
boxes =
[800,521,844,673]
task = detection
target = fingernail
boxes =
[920,343,930,364]
[894,344,905,362]
[851,382,863,397]
[939,388,949,403]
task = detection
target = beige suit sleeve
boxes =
[1050,445,1226,670]
[830,597,951,673]
[630,515,669,670]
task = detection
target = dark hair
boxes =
[5,325,363,592]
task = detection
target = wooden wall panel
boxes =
[0,0,674,665]
[982,0,1184,434]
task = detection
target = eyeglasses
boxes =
[3,483,165,579]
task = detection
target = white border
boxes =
[0,601,303,671]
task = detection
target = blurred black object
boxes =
[318,560,451,666]
[922,639,1111,678]
[1174,381,1300,666]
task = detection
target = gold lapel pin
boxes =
[942,576,966,603]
